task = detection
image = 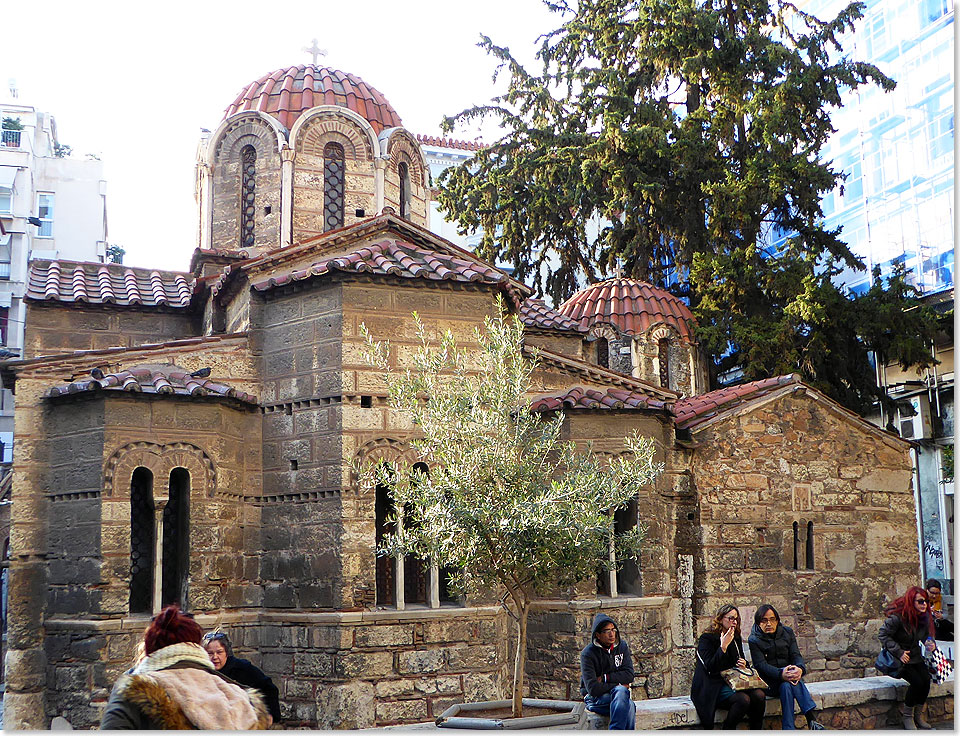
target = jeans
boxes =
[585,684,636,730]
[770,680,816,729]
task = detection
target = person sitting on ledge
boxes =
[747,604,825,730]
[580,613,636,730]
[925,578,954,642]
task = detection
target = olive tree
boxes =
[360,305,662,717]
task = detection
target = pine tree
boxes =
[437,0,938,413]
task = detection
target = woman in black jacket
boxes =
[691,604,766,729]
[878,586,937,730]
[203,631,282,725]
[747,604,823,730]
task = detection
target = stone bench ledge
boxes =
[631,674,955,730]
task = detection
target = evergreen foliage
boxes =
[436,0,938,414]
[359,305,662,717]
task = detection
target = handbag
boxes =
[875,648,901,676]
[923,645,953,685]
[720,664,768,691]
[698,639,767,691]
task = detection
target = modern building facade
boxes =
[0,85,108,462]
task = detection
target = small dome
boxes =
[223,65,403,133]
[558,278,697,341]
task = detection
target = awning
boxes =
[0,292,13,308]
[0,166,16,190]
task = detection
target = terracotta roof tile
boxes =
[530,385,670,413]
[416,134,484,152]
[672,374,801,429]
[250,238,514,293]
[519,298,585,333]
[26,260,194,308]
[558,278,697,340]
[223,65,403,134]
[46,366,258,405]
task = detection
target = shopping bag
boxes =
[924,646,954,685]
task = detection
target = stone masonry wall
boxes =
[561,412,676,599]
[525,597,675,702]
[684,390,918,683]
[250,282,345,609]
[339,280,496,609]
[23,305,200,359]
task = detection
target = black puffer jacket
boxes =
[579,613,635,698]
[878,613,934,664]
[747,622,806,688]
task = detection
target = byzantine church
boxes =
[1,63,921,729]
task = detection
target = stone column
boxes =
[280,147,295,247]
[375,158,387,215]
[429,564,440,609]
[3,424,50,728]
[197,162,213,251]
[152,499,167,613]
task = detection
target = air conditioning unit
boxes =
[899,393,933,439]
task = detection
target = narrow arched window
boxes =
[398,161,411,219]
[597,338,609,368]
[805,521,814,570]
[240,146,256,248]
[161,468,190,608]
[404,461,428,605]
[375,468,396,606]
[658,338,671,389]
[792,521,800,571]
[130,467,155,613]
[324,142,345,231]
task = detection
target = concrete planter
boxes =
[436,698,588,729]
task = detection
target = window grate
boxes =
[324,143,345,232]
[240,146,256,248]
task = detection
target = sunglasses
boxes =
[202,632,228,642]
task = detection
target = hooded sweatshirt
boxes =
[579,613,635,698]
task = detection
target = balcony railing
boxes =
[0,130,21,148]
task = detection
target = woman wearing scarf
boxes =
[878,586,937,730]
[100,605,270,730]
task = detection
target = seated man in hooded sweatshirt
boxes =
[580,613,636,730]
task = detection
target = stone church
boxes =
[1,64,921,729]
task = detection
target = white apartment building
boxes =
[0,85,108,460]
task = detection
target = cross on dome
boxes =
[302,39,327,66]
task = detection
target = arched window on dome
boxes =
[240,146,256,249]
[658,337,671,389]
[398,161,411,219]
[596,337,609,369]
[324,142,345,232]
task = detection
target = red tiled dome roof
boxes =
[558,278,697,341]
[223,65,403,133]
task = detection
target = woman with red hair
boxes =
[878,586,937,730]
[100,606,270,730]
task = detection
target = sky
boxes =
[0,0,559,271]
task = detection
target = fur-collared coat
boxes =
[100,643,270,730]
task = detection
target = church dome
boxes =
[558,278,697,340]
[223,65,404,133]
